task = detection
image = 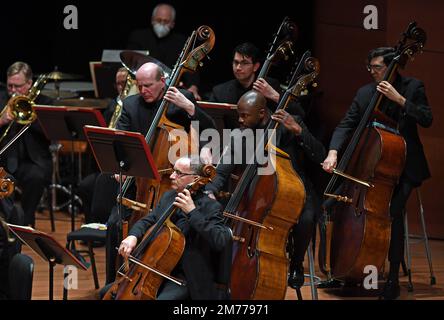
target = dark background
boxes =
[0,0,314,94]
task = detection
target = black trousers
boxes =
[388,177,416,264]
[15,161,51,227]
[78,173,118,224]
[288,184,320,268]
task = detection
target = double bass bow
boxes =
[320,22,426,283]
[103,164,216,300]
[225,52,320,300]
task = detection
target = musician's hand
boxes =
[114,174,127,182]
[187,85,202,101]
[0,108,13,127]
[377,81,406,107]
[271,110,302,135]
[174,188,196,214]
[253,78,280,103]
[118,236,137,259]
[322,150,338,173]
[164,87,196,116]
[205,191,217,200]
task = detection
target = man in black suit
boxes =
[322,47,433,300]
[205,90,326,290]
[0,61,53,227]
[105,61,215,284]
[127,3,200,100]
[208,42,304,129]
[107,156,231,300]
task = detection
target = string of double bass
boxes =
[224,50,311,216]
[119,32,196,197]
[325,57,400,193]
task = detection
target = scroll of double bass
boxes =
[225,52,320,300]
[320,22,426,282]
[120,26,215,228]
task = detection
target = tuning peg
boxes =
[199,62,203,67]
[312,83,318,88]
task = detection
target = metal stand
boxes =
[295,240,320,300]
[403,187,436,292]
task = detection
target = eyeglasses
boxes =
[367,64,385,72]
[172,169,196,178]
[232,60,253,67]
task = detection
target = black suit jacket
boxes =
[0,93,53,177]
[128,190,232,300]
[209,77,282,109]
[206,115,326,194]
[330,75,432,185]
[116,89,216,149]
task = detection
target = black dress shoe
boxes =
[379,279,400,300]
[317,278,343,289]
[288,265,305,289]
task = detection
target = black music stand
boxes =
[7,223,88,300]
[34,106,106,232]
[83,125,160,251]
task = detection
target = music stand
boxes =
[7,223,88,300]
[34,106,107,232]
[83,125,160,237]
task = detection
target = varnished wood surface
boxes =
[23,210,444,300]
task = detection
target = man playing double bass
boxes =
[103,156,232,300]
[105,62,216,284]
[205,90,326,290]
[322,47,433,300]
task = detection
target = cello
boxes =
[103,164,216,300]
[225,53,320,299]
[320,22,426,283]
[120,26,215,228]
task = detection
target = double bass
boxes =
[225,52,320,299]
[103,165,216,300]
[320,22,426,283]
[120,26,215,228]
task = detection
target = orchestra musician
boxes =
[102,156,232,300]
[321,47,433,300]
[205,90,326,289]
[105,62,216,284]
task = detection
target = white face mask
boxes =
[153,23,170,38]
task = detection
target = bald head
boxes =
[237,90,267,129]
[136,62,166,103]
[239,90,266,111]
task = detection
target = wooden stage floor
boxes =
[22,210,444,300]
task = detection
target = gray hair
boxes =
[152,3,176,21]
[7,61,33,80]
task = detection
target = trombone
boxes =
[0,74,48,155]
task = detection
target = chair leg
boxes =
[307,241,319,300]
[416,189,436,285]
[48,187,55,232]
[88,242,100,289]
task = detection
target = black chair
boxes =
[66,227,106,290]
[8,253,34,300]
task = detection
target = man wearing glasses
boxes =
[0,61,53,228]
[103,156,232,300]
[321,47,433,300]
[207,42,285,129]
